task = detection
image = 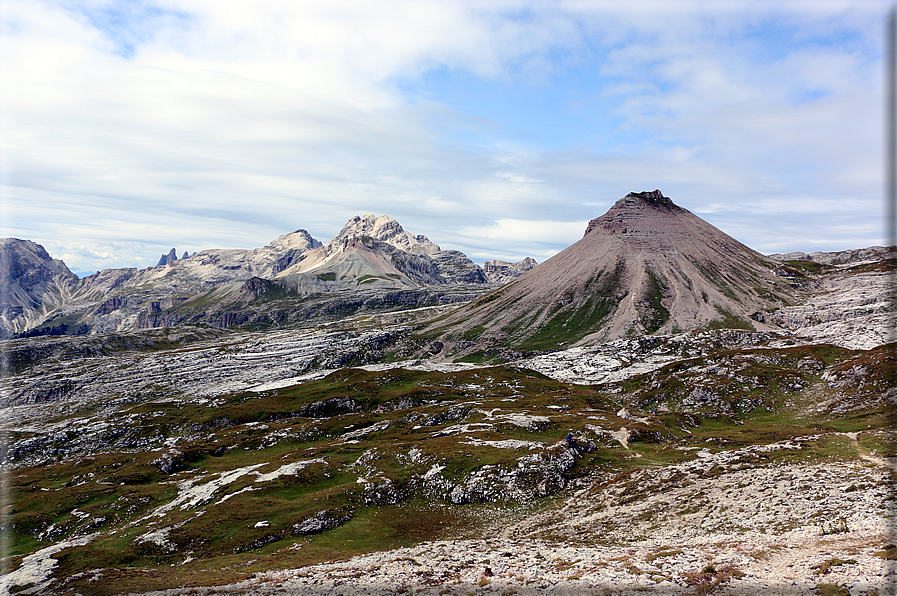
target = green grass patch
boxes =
[641,268,670,334]
[704,304,755,331]
[513,265,623,352]
[782,260,833,274]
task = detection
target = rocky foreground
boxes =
[118,435,895,596]
[1,243,894,596]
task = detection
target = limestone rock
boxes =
[156,248,178,267]
[768,245,895,266]
[0,238,79,338]
[483,257,537,284]
[431,250,488,284]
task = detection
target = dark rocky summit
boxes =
[156,247,178,266]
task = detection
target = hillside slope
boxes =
[423,190,798,356]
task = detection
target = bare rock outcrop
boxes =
[156,248,178,267]
[0,238,80,338]
[768,245,895,266]
[483,257,537,284]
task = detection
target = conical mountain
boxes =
[424,190,798,356]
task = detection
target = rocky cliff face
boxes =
[0,238,80,338]
[753,259,895,350]
[156,248,178,266]
[332,213,441,255]
[274,214,488,287]
[483,257,537,284]
[423,190,799,356]
[768,245,895,266]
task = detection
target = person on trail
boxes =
[566,430,595,452]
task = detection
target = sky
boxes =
[0,0,890,275]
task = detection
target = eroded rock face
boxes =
[443,447,575,503]
[432,250,488,284]
[282,214,489,287]
[0,238,79,338]
[330,213,441,256]
[755,267,893,350]
[768,245,895,266]
[483,257,537,284]
[292,507,355,535]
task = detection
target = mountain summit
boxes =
[0,238,79,337]
[424,190,798,355]
[331,214,441,255]
[273,214,485,285]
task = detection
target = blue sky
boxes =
[0,0,890,274]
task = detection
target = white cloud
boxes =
[462,218,588,244]
[0,0,889,273]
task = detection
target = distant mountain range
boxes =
[0,215,535,338]
[2,193,892,344]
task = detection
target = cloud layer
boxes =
[1,0,888,272]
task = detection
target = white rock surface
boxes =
[762,269,893,349]
[0,534,97,595]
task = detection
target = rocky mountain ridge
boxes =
[0,216,537,339]
[0,239,80,337]
[483,257,538,284]
[768,245,894,266]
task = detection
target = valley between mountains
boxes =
[1,191,895,596]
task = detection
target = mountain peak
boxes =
[332,214,441,255]
[156,248,178,267]
[585,189,688,238]
[424,190,798,354]
[0,238,78,337]
[615,189,682,210]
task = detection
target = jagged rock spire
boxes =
[157,248,178,267]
